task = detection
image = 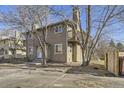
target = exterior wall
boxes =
[0,40,11,59]
[15,50,26,58]
[47,24,67,63]
[67,43,82,63]
[4,50,12,59]
[26,22,83,64]
[67,25,73,39]
[67,24,82,64]
[0,40,10,49]
[27,23,68,63]
[26,34,35,60]
[76,44,82,62]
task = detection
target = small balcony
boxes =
[9,44,26,50]
[67,31,79,43]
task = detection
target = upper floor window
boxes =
[54,44,63,54]
[54,25,63,33]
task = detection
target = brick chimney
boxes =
[73,6,81,30]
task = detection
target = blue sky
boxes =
[0,5,124,43]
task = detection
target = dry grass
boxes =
[66,59,114,77]
[90,59,105,66]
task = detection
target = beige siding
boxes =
[47,24,67,62]
[27,22,83,64]
[67,44,73,63]
[76,44,82,62]
[27,24,67,63]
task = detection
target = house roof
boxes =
[35,19,77,31]
[45,19,75,27]
[0,36,16,41]
[24,19,77,34]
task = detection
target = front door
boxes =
[68,44,73,62]
[37,47,42,59]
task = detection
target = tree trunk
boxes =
[81,56,91,66]
[81,5,91,66]
[26,33,29,61]
[42,43,47,65]
[82,61,89,66]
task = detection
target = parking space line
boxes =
[46,74,66,87]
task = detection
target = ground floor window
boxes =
[5,50,8,55]
[54,44,63,54]
[0,48,4,55]
[29,47,33,54]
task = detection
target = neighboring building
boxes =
[26,6,83,65]
[0,31,26,59]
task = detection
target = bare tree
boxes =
[0,5,124,66]
[48,5,124,66]
[94,36,111,60]
[58,5,124,66]
[0,6,53,65]
[79,5,124,66]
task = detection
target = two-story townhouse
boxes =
[0,31,26,59]
[26,6,83,65]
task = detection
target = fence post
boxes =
[114,50,119,76]
[106,49,119,76]
[104,53,108,70]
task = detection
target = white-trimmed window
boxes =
[54,44,63,54]
[54,25,63,33]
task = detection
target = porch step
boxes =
[25,59,43,66]
[32,59,43,63]
[67,62,82,66]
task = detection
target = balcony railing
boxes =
[67,30,79,43]
[9,45,26,50]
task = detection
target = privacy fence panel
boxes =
[105,50,119,76]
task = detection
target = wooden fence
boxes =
[105,50,119,76]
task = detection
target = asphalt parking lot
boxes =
[0,64,72,88]
[1,63,124,88]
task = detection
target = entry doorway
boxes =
[68,43,73,62]
[37,47,42,59]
